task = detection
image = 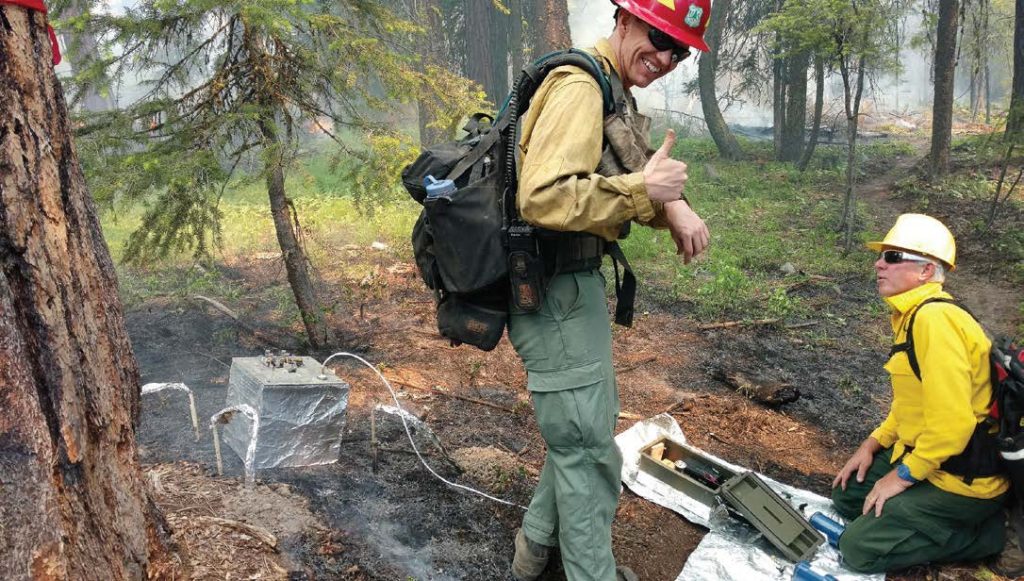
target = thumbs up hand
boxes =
[643,129,689,203]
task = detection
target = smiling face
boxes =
[611,11,680,90]
[874,248,936,297]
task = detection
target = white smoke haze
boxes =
[568,0,1016,132]
[58,0,1017,131]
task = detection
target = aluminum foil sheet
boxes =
[223,356,350,469]
[616,414,883,581]
[211,404,260,484]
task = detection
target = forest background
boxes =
[2,0,1023,578]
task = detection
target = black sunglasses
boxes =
[647,26,692,64]
[881,250,931,264]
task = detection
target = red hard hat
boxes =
[613,0,712,52]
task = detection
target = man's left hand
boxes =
[862,469,914,517]
[663,200,709,263]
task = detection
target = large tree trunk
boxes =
[258,114,334,349]
[0,5,178,578]
[510,0,526,75]
[698,0,742,160]
[797,55,825,171]
[839,55,866,251]
[464,0,497,103]
[532,0,571,55]
[462,0,515,103]
[772,37,785,159]
[930,0,960,175]
[416,0,446,146]
[1007,0,1024,137]
[771,0,786,159]
[780,50,810,162]
[967,4,984,121]
[489,5,510,98]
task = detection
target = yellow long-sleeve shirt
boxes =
[870,282,1008,499]
[516,38,669,241]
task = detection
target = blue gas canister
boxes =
[793,561,838,581]
[424,175,456,201]
[809,512,845,548]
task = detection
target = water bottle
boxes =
[793,561,838,581]
[424,175,456,201]
[809,512,845,548]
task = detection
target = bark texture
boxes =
[1008,0,1024,137]
[797,56,825,171]
[0,6,178,579]
[698,0,742,160]
[840,57,866,251]
[464,0,498,102]
[780,51,809,162]
[258,114,334,349]
[929,0,959,175]
[509,0,526,77]
[533,0,571,55]
[416,0,446,146]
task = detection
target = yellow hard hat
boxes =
[865,213,956,270]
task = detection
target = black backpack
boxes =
[402,50,620,351]
[895,298,1024,488]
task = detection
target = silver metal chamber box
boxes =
[223,355,349,469]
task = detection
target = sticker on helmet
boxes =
[684,5,703,27]
[657,0,676,9]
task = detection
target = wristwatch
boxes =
[896,463,918,483]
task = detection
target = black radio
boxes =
[507,222,544,313]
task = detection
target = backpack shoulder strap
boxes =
[891,297,976,381]
[450,50,622,186]
[504,48,621,119]
[500,49,624,225]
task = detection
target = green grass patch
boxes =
[103,152,419,265]
[103,138,907,321]
[117,263,247,309]
[103,151,419,312]
[622,148,875,320]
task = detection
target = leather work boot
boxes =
[615,565,639,581]
[993,523,1024,578]
[992,504,1024,578]
[511,528,550,581]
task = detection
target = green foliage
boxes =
[103,154,420,265]
[76,0,485,264]
[694,261,753,316]
[102,137,900,324]
[758,0,904,71]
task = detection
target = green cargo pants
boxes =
[508,270,622,581]
[831,447,1007,573]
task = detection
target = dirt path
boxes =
[857,139,1022,336]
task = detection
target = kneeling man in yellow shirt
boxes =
[831,213,1008,573]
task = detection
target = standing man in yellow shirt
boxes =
[509,1,712,580]
[831,213,1008,573]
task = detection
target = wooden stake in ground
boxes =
[0,7,179,577]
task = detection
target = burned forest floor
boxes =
[127,134,1024,581]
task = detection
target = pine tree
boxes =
[76,0,483,348]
